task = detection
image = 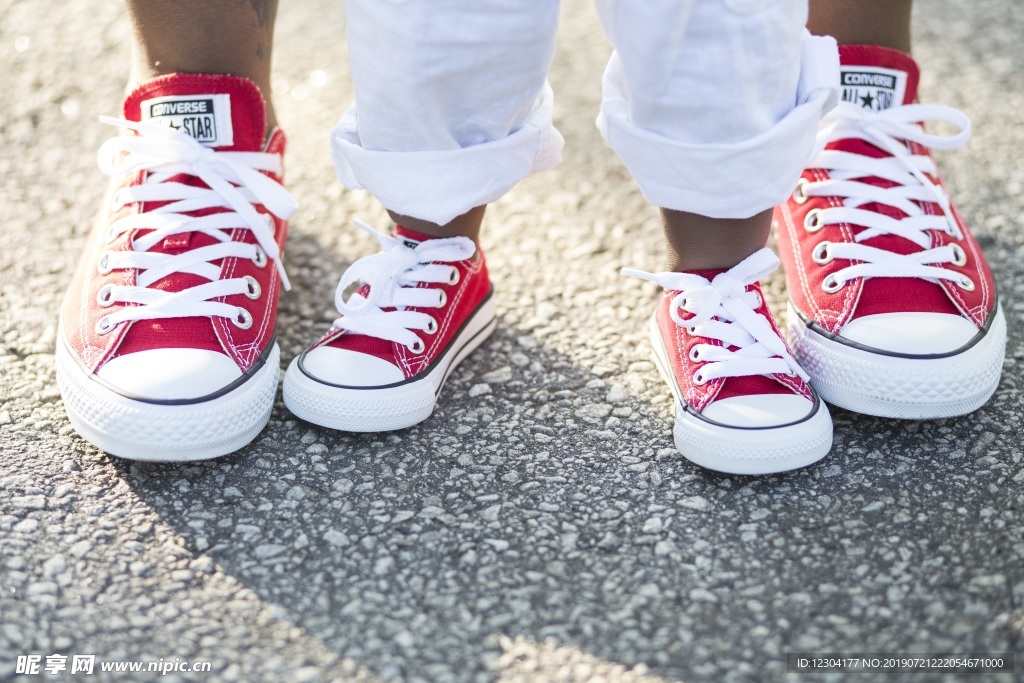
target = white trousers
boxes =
[331,0,838,225]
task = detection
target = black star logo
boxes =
[859,92,876,109]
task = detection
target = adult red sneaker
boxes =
[283,221,496,431]
[624,249,833,475]
[56,74,296,460]
[775,45,1005,419]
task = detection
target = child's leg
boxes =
[666,0,918,271]
[595,0,836,272]
[601,0,839,474]
[660,210,773,272]
[126,0,278,128]
[807,0,911,52]
[283,0,563,432]
[389,206,488,247]
[57,1,295,460]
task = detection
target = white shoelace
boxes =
[92,117,298,334]
[800,101,974,293]
[624,249,808,385]
[330,221,474,352]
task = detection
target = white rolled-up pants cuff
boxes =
[331,84,563,226]
[597,25,839,218]
[332,0,838,225]
[332,0,564,226]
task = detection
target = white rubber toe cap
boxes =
[839,312,978,355]
[702,394,815,428]
[301,347,405,387]
[96,348,242,401]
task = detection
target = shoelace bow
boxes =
[331,220,474,352]
[801,101,974,292]
[92,117,297,334]
[624,249,808,385]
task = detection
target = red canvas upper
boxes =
[62,74,287,374]
[776,45,995,335]
[656,275,811,414]
[311,226,492,379]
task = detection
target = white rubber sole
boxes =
[283,296,497,432]
[788,302,1006,419]
[649,317,833,476]
[55,329,280,461]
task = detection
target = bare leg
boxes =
[661,208,773,272]
[393,188,769,266]
[126,0,279,130]
[387,205,487,245]
[663,0,915,273]
[807,0,913,52]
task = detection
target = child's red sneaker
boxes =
[625,249,833,475]
[775,45,1005,418]
[283,222,495,431]
[56,74,295,460]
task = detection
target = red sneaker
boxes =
[283,222,496,431]
[56,74,296,460]
[776,45,1005,419]
[625,249,833,475]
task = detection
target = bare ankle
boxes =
[387,205,487,245]
[661,208,773,272]
[807,0,913,53]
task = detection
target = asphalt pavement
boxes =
[1,0,1022,681]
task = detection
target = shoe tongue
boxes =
[121,75,269,252]
[838,44,920,111]
[831,46,918,243]
[123,73,267,151]
[394,225,438,249]
[835,47,959,319]
[685,267,728,283]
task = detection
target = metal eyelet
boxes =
[97,251,114,274]
[692,370,709,386]
[793,178,811,204]
[812,241,833,265]
[252,246,268,268]
[96,284,115,307]
[804,209,824,233]
[956,275,975,291]
[409,339,425,354]
[109,189,126,213]
[232,307,253,329]
[95,316,115,335]
[822,273,845,294]
[689,346,702,363]
[685,325,698,336]
[424,317,438,335]
[448,268,460,285]
[950,243,968,267]
[437,290,448,308]
[243,276,261,300]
